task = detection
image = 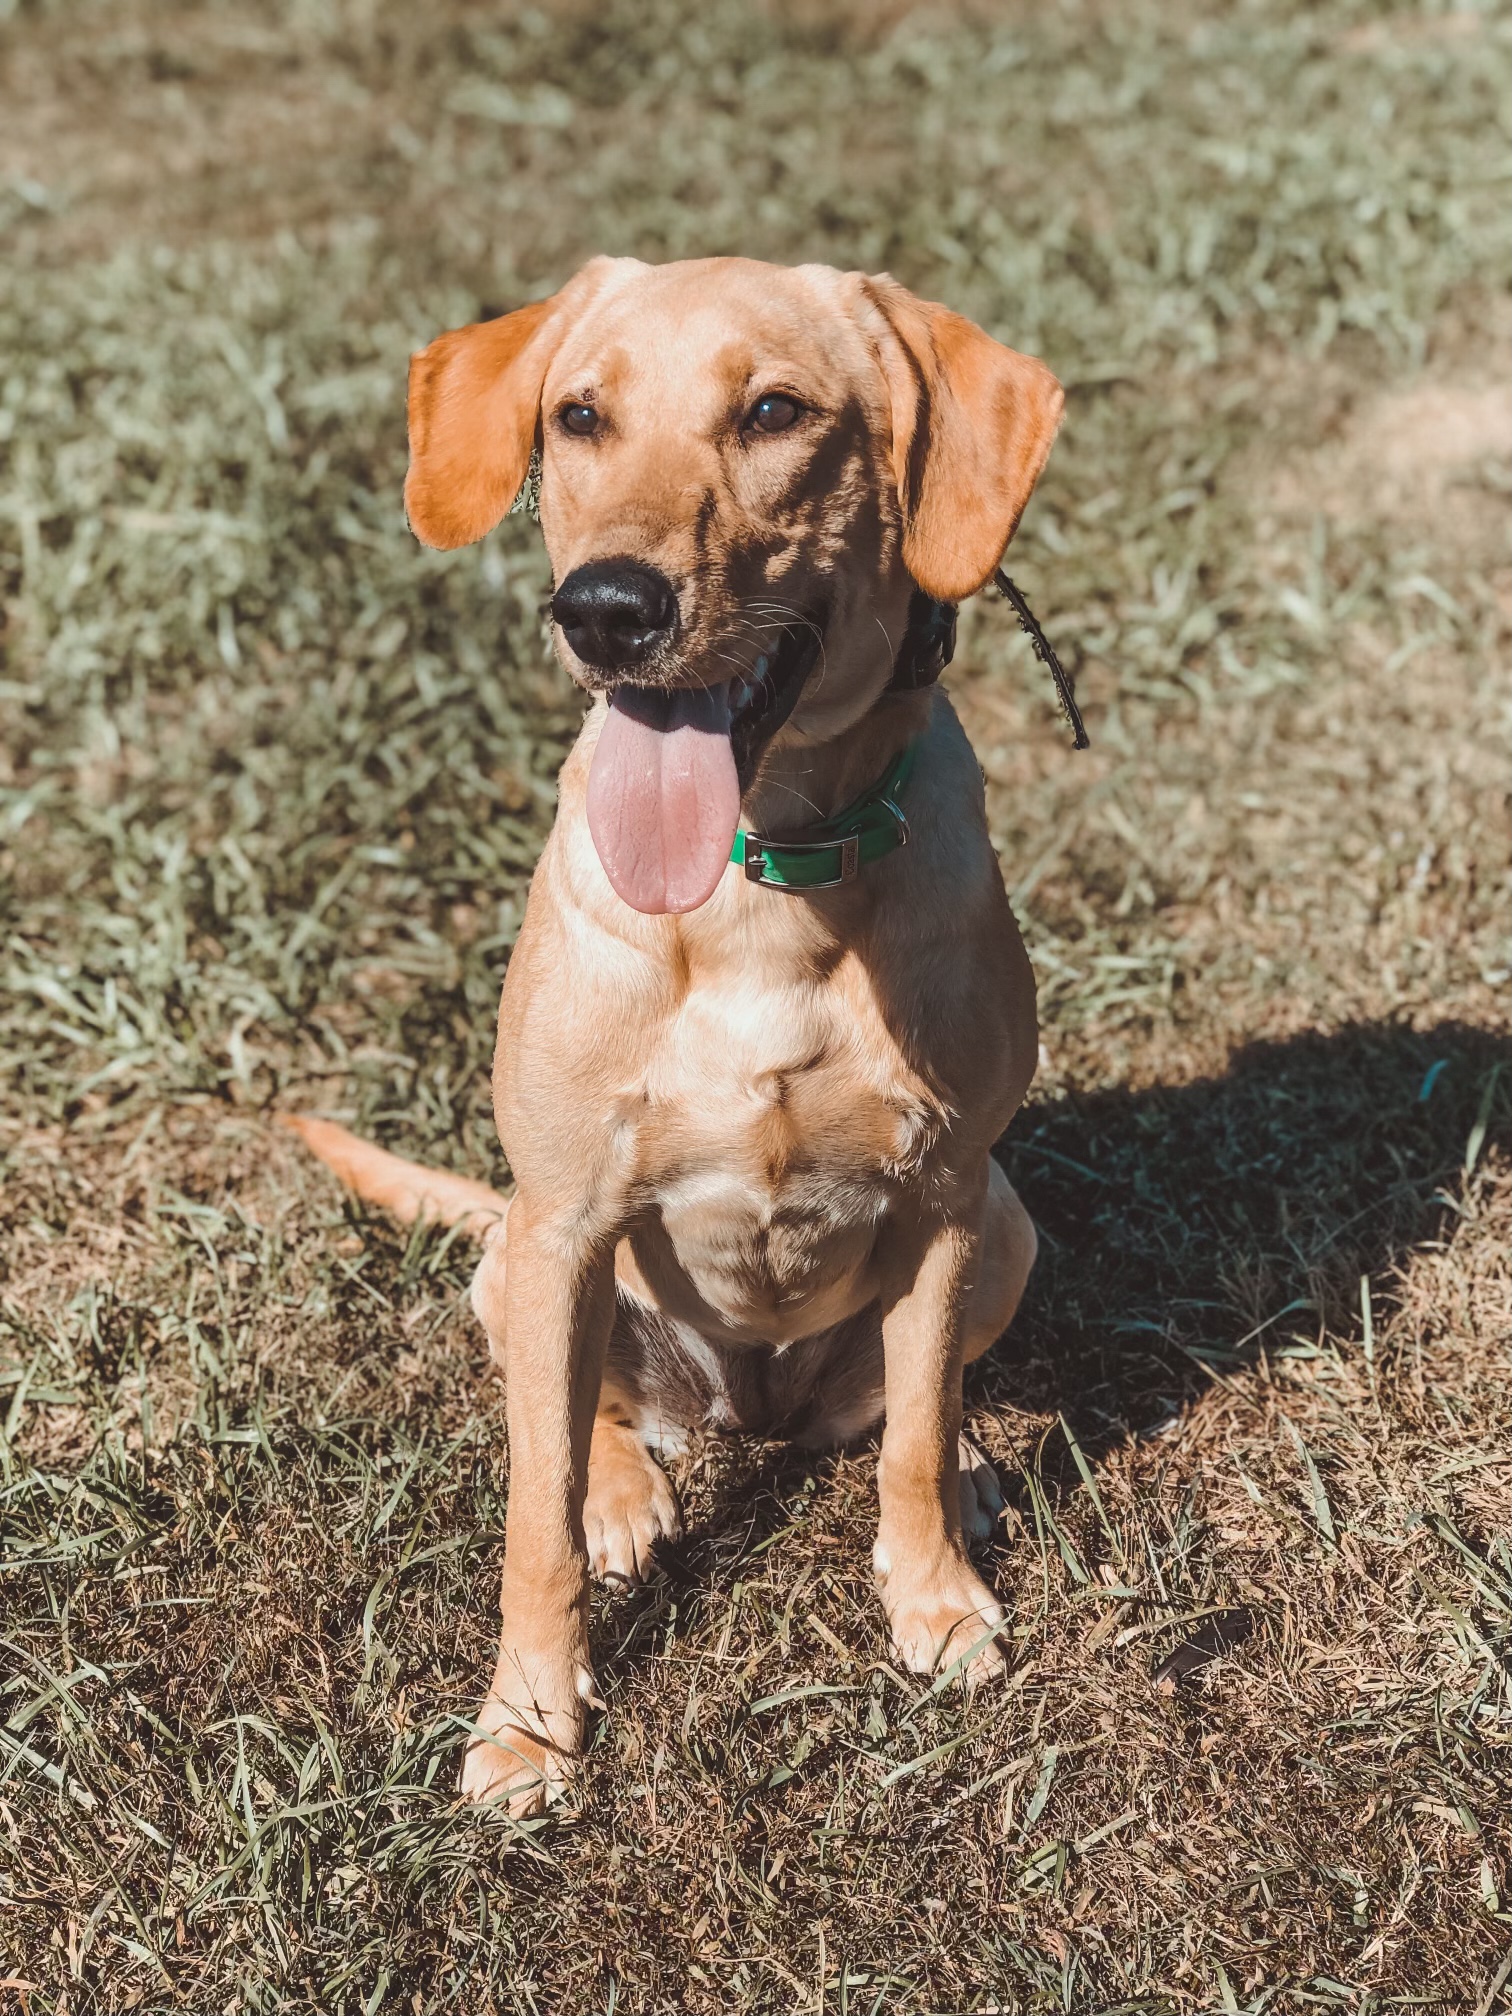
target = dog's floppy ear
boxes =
[404,296,561,550]
[862,276,1064,603]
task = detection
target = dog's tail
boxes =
[278,1114,508,1242]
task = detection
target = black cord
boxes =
[993,569,1090,750]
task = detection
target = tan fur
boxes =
[289,257,1058,1812]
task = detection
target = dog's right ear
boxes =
[404,297,561,551]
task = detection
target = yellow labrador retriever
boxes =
[287,256,1061,1812]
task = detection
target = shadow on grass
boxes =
[989,1016,1508,1468]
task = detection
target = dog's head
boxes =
[405,257,1061,912]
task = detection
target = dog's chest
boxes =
[624,966,942,1326]
[651,968,935,1173]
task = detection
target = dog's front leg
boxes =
[874,1170,1008,1688]
[462,1197,615,1812]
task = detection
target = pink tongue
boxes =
[586,681,741,914]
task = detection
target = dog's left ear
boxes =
[861,276,1064,603]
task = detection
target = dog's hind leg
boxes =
[960,1157,1038,1365]
[583,1373,683,1586]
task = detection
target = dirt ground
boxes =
[1,2,1509,2012]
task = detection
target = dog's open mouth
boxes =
[585,620,821,915]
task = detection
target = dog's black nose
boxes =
[551,561,677,670]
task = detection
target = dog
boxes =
[286,255,1062,1813]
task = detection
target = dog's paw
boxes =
[875,1544,1008,1690]
[958,1432,1005,1547]
[459,1641,601,1816]
[584,1434,682,1585]
[460,1711,565,1816]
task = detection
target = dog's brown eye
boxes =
[747,394,802,435]
[560,403,599,437]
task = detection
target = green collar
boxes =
[730,738,920,891]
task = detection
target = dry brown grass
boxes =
[1,1,1509,2011]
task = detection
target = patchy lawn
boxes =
[1,2,1508,2011]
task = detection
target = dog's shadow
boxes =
[597,1017,1505,1659]
[989,1016,1505,1470]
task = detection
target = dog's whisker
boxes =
[742,599,811,624]
[803,637,830,700]
[745,606,821,637]
[705,646,756,676]
[763,781,826,819]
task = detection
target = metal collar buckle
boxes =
[744,831,860,889]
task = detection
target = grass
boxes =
[1,0,1509,2010]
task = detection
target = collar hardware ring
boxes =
[875,796,910,846]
